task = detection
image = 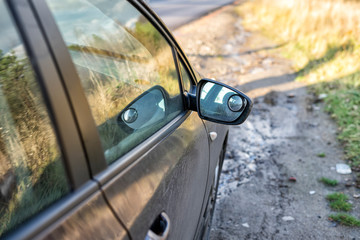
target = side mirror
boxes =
[196,79,252,125]
[117,86,167,130]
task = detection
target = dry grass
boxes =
[238,0,360,81]
[0,55,69,236]
[237,0,360,167]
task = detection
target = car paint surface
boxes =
[100,112,211,239]
[40,192,129,240]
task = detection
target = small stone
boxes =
[262,58,273,66]
[288,177,297,182]
[309,191,316,195]
[287,93,295,99]
[353,194,360,198]
[263,91,278,106]
[250,67,264,74]
[330,167,336,171]
[336,163,352,174]
[282,216,295,221]
[248,163,257,172]
[242,223,249,228]
[318,93,328,100]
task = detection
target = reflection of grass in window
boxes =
[0,52,69,236]
[72,28,181,158]
[133,21,162,55]
[2,160,68,234]
[130,21,180,96]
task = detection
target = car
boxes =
[0,0,252,239]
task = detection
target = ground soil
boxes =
[174,2,360,239]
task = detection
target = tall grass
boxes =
[0,53,69,236]
[237,0,360,167]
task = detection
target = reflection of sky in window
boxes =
[200,82,234,103]
[0,2,23,55]
[201,82,214,100]
[46,0,151,58]
[90,0,140,27]
[47,0,119,44]
[215,87,233,103]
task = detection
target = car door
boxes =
[1,0,129,239]
[37,0,211,239]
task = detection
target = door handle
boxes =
[209,131,217,141]
[145,212,171,240]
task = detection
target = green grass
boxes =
[326,193,352,212]
[317,153,326,158]
[329,200,352,212]
[323,82,360,167]
[327,193,348,202]
[329,213,360,227]
[320,177,338,186]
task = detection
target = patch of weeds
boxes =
[326,193,348,202]
[317,153,326,158]
[320,177,338,186]
[324,87,360,168]
[329,200,352,212]
[326,193,352,212]
[329,213,360,227]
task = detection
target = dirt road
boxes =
[149,0,235,30]
[174,2,360,239]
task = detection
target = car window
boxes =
[179,59,192,92]
[0,2,69,236]
[46,0,183,164]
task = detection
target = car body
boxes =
[0,0,251,239]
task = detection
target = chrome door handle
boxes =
[145,212,171,240]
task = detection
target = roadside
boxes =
[174,2,360,239]
[149,0,236,30]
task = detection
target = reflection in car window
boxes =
[0,2,69,236]
[200,82,232,103]
[179,59,192,92]
[47,0,183,164]
[200,82,241,122]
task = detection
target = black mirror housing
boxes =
[195,78,252,125]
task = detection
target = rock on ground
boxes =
[174,2,360,240]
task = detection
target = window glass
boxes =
[0,2,69,236]
[47,0,183,164]
[179,59,192,92]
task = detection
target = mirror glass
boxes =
[200,82,246,122]
[119,88,166,130]
[228,95,243,112]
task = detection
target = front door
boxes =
[45,0,210,238]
